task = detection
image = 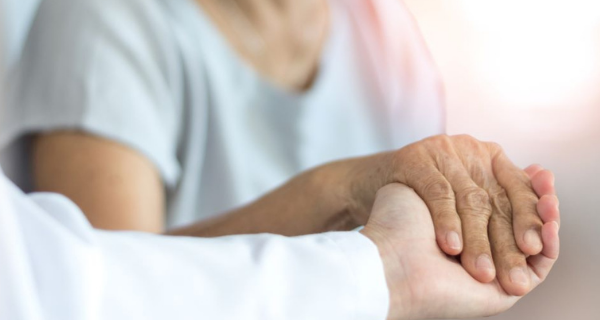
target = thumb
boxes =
[368,183,435,240]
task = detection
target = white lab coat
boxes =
[0,169,389,320]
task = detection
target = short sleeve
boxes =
[1,0,184,187]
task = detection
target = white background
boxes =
[405,0,600,319]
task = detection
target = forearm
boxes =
[3,171,390,320]
[166,164,359,237]
[96,231,389,320]
[32,132,389,237]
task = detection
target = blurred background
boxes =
[2,0,599,319]
[404,0,600,319]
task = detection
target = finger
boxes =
[537,194,560,227]
[489,191,531,296]
[492,150,544,256]
[440,159,496,282]
[531,169,556,197]
[527,221,560,286]
[456,185,496,283]
[368,183,434,238]
[542,221,560,259]
[524,164,544,178]
[409,165,463,256]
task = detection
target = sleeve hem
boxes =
[325,231,390,320]
[0,117,181,189]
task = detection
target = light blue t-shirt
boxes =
[1,0,445,227]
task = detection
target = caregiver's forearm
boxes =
[166,164,358,237]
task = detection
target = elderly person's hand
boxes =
[322,134,558,295]
[42,131,557,298]
[361,183,559,320]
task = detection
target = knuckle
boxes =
[433,215,461,230]
[511,193,539,218]
[451,136,491,160]
[424,134,452,149]
[430,207,460,223]
[461,219,491,241]
[490,189,513,217]
[514,192,539,206]
[431,206,458,221]
[454,134,484,150]
[490,232,522,256]
[453,134,475,141]
[469,166,488,185]
[486,141,503,154]
[463,236,491,253]
[453,134,477,146]
[490,209,513,227]
[512,169,533,185]
[461,211,492,233]
[429,134,450,142]
[422,177,454,202]
[396,142,417,158]
[458,187,491,214]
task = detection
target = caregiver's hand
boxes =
[324,134,556,295]
[360,183,559,320]
[33,132,558,298]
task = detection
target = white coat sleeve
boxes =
[0,173,390,320]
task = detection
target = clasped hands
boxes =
[335,135,560,319]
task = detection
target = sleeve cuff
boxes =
[0,116,181,189]
[325,231,390,320]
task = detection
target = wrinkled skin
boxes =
[361,181,559,320]
[346,134,556,295]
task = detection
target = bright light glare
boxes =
[458,0,600,109]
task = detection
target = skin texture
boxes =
[33,132,558,298]
[194,0,329,92]
[29,0,560,302]
[33,132,165,233]
[360,182,559,320]
[32,132,356,236]
[175,4,554,292]
[339,134,550,295]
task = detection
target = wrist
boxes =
[360,227,412,320]
[306,163,360,231]
[306,151,400,230]
[344,152,399,224]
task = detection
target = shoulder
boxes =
[37,0,170,24]
[30,0,177,55]
[20,0,184,87]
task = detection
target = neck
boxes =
[202,0,324,21]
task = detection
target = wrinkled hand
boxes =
[360,183,559,320]
[340,134,558,295]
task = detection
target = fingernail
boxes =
[509,267,529,286]
[476,254,494,273]
[447,231,461,250]
[524,229,542,250]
